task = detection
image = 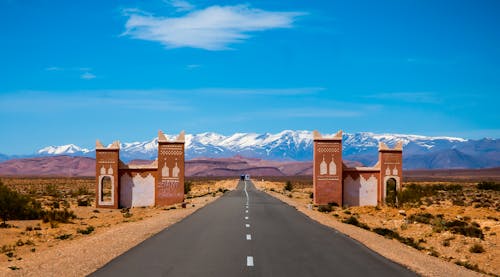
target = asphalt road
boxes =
[91,180,416,277]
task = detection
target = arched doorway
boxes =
[385,178,397,206]
[100,176,113,202]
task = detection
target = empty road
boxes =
[91,180,416,276]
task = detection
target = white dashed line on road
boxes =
[246,234,252,240]
[246,224,250,228]
[245,216,249,220]
[245,210,248,213]
[247,256,254,267]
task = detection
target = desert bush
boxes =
[342,216,370,230]
[77,196,92,206]
[44,184,62,197]
[309,192,313,199]
[469,243,485,253]
[284,181,293,191]
[41,208,76,224]
[455,260,481,272]
[445,220,484,239]
[477,181,500,191]
[398,184,463,207]
[318,205,332,213]
[77,226,95,235]
[55,234,72,240]
[372,228,423,250]
[408,213,434,224]
[0,182,43,225]
[184,181,192,194]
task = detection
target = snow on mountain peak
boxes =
[37,144,90,155]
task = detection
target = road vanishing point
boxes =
[91,180,416,277]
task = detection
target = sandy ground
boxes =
[255,180,494,277]
[0,180,237,276]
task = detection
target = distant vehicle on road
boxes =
[240,174,250,181]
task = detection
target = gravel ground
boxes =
[263,189,484,277]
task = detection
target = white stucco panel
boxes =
[344,175,378,206]
[120,173,155,208]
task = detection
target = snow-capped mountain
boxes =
[31,130,500,169]
[37,144,92,155]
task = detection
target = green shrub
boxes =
[408,213,434,224]
[184,181,192,194]
[41,209,76,224]
[284,181,293,191]
[477,181,500,191]
[469,243,485,253]
[44,184,62,197]
[372,228,423,250]
[342,216,370,230]
[55,234,72,240]
[0,182,43,224]
[77,197,92,207]
[77,226,95,235]
[318,205,332,213]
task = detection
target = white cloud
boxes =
[367,92,440,104]
[166,0,195,12]
[81,72,96,80]
[122,5,305,50]
[45,66,63,71]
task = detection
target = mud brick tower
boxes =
[313,130,403,207]
[95,131,185,209]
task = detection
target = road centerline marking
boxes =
[247,256,254,267]
[246,224,250,228]
[244,180,249,207]
[246,234,251,240]
[245,216,249,220]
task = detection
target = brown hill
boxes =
[2,156,498,181]
[0,156,95,177]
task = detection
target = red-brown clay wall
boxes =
[156,142,185,206]
[378,150,403,204]
[313,140,343,205]
[95,149,120,209]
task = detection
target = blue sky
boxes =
[1,0,499,154]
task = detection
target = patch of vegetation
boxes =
[317,205,332,213]
[121,208,133,218]
[77,196,92,207]
[398,183,463,207]
[469,243,485,253]
[184,181,192,194]
[77,226,95,235]
[217,188,229,193]
[372,228,424,250]
[44,184,62,197]
[445,220,484,239]
[454,260,483,273]
[342,216,370,230]
[0,181,43,225]
[284,181,293,191]
[477,181,500,191]
[408,213,434,224]
[8,266,20,271]
[55,233,72,240]
[41,208,76,224]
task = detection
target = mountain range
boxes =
[2,130,499,170]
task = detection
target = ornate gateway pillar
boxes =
[313,130,343,206]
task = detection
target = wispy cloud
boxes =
[165,0,195,12]
[366,92,440,104]
[80,72,96,80]
[122,5,305,50]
